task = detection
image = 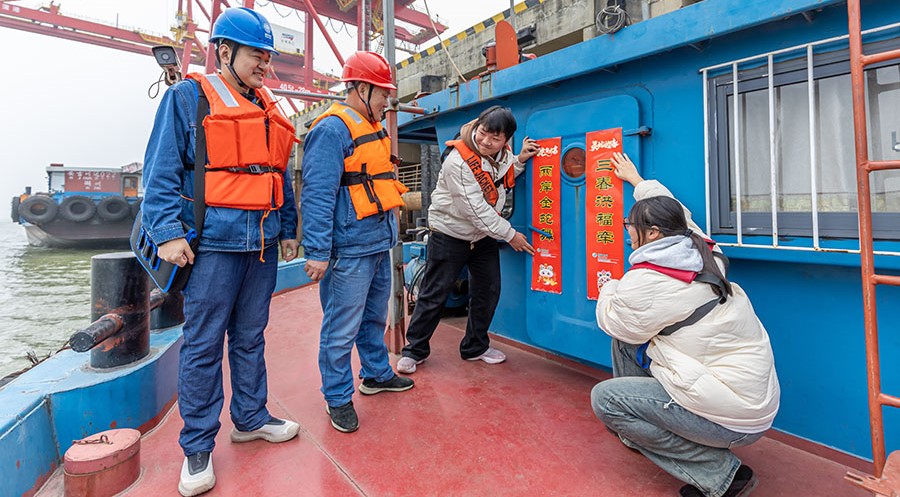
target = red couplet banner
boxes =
[530,137,562,294]
[585,128,625,300]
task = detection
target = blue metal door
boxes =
[521,95,642,367]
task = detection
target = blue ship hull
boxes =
[398,0,900,463]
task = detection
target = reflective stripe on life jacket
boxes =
[187,73,298,211]
[444,139,515,207]
[310,102,408,220]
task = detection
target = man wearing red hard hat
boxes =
[301,51,414,433]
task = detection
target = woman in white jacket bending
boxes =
[591,153,780,497]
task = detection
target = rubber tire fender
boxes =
[59,195,96,222]
[96,195,131,222]
[10,196,20,223]
[18,195,58,224]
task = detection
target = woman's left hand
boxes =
[517,136,540,163]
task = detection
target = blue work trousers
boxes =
[178,245,278,457]
[590,339,764,497]
[318,251,395,407]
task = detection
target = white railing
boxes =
[700,21,900,257]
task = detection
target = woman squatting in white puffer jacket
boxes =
[591,152,780,497]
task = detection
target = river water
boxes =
[0,221,106,379]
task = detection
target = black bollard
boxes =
[150,290,185,330]
[89,252,150,368]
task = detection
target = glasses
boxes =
[623,218,632,228]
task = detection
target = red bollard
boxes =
[63,428,141,497]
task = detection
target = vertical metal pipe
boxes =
[301,0,346,66]
[509,0,517,31]
[384,0,406,353]
[703,69,711,235]
[847,0,885,477]
[205,0,224,74]
[384,0,395,63]
[305,9,314,91]
[179,0,194,77]
[357,0,367,51]
[732,63,743,245]
[807,44,820,249]
[768,54,778,247]
[89,253,150,369]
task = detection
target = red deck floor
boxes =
[49,285,873,496]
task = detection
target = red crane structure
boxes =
[0,0,446,111]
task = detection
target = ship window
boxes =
[562,147,586,179]
[48,172,65,193]
[707,37,900,240]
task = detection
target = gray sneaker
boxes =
[230,417,300,443]
[397,356,425,374]
[178,451,215,497]
[465,346,506,364]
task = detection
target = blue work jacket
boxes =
[141,79,298,252]
[300,114,398,262]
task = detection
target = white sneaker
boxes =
[178,452,215,497]
[466,347,506,364]
[397,356,425,374]
[230,417,300,443]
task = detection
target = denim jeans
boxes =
[591,339,764,497]
[402,232,501,361]
[178,245,278,457]
[318,251,395,407]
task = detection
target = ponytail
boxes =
[687,231,733,299]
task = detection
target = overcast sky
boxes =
[0,0,514,210]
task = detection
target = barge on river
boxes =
[11,163,143,249]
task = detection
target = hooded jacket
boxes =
[595,180,780,434]
[427,120,525,242]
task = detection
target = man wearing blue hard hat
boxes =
[140,7,300,496]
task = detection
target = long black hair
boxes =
[627,196,733,298]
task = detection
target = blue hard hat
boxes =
[209,7,279,55]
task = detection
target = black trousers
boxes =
[402,231,501,360]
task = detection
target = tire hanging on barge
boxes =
[18,196,58,224]
[10,196,21,223]
[96,196,131,222]
[59,195,96,223]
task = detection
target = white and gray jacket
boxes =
[427,141,525,243]
[596,180,781,434]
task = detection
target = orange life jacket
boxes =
[445,139,515,207]
[187,73,298,211]
[310,102,408,220]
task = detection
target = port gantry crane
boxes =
[0,0,447,112]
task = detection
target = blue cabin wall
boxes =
[405,0,900,461]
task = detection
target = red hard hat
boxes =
[341,51,397,90]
